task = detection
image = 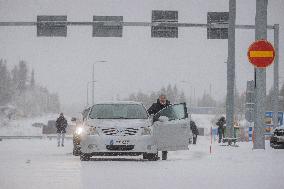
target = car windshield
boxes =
[89,104,148,119]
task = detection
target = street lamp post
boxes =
[87,81,97,107]
[87,82,89,107]
[180,80,195,107]
[92,60,107,105]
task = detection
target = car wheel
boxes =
[272,145,280,149]
[145,152,158,161]
[80,153,90,161]
[73,147,81,156]
[270,142,275,148]
[271,143,284,149]
[162,151,168,160]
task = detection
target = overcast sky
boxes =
[0,0,283,113]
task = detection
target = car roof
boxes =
[93,101,143,105]
[272,125,284,132]
[274,125,284,130]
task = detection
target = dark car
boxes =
[42,120,57,134]
[270,126,284,149]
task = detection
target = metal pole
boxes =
[226,0,236,139]
[209,83,212,97]
[0,21,275,29]
[86,82,89,107]
[254,0,268,149]
[91,60,106,105]
[92,63,95,105]
[180,80,191,106]
[273,24,279,129]
[193,87,196,107]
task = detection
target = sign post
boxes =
[251,0,271,150]
[273,24,279,129]
[247,38,275,149]
[226,0,236,139]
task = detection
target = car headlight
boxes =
[141,127,152,135]
[87,126,99,135]
[75,127,83,135]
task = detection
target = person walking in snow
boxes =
[148,94,171,160]
[190,120,199,144]
[56,113,68,147]
[216,116,226,143]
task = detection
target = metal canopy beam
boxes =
[0,21,275,30]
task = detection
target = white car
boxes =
[80,101,191,161]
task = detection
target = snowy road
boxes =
[0,137,284,189]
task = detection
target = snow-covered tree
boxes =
[17,60,28,93]
[0,59,13,105]
[0,59,61,117]
[197,91,217,107]
[125,84,188,109]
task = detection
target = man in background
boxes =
[216,116,226,143]
[190,120,199,144]
[56,113,68,147]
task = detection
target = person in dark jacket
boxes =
[190,120,199,144]
[216,116,226,143]
[56,113,68,147]
[147,94,171,160]
[147,94,171,115]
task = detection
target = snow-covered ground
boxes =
[0,136,283,189]
[1,114,283,189]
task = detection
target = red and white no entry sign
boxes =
[247,40,275,68]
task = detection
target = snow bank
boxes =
[0,114,58,136]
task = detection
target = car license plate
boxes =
[110,139,130,145]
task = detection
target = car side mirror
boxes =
[187,113,191,119]
[158,116,169,122]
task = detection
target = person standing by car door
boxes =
[147,94,171,160]
[56,113,68,147]
[190,120,199,144]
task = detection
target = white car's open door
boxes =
[153,103,191,151]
